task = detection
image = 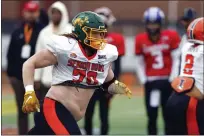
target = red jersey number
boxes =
[87,71,98,85]
[73,69,98,85]
[151,51,164,69]
[183,54,194,75]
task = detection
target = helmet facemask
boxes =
[145,22,161,36]
[82,26,107,50]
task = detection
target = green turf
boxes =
[2,94,164,135]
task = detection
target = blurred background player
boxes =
[177,8,197,68]
[32,0,49,27]
[34,1,73,103]
[178,8,197,50]
[6,1,44,134]
[84,7,125,135]
[166,17,204,135]
[134,7,181,135]
[179,8,197,40]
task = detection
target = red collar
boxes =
[78,42,97,60]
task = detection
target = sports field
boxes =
[2,72,164,135]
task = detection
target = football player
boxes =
[180,8,197,33]
[21,11,132,135]
[178,8,197,63]
[134,7,181,135]
[84,7,125,135]
[166,17,204,135]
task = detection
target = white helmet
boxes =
[94,7,116,26]
[143,7,165,24]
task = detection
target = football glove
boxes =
[108,80,132,99]
[22,90,40,113]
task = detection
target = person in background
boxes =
[134,7,181,135]
[177,8,197,68]
[34,1,73,103]
[38,7,49,27]
[179,8,197,44]
[6,1,43,134]
[32,0,49,27]
[84,7,125,135]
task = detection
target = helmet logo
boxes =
[73,16,89,27]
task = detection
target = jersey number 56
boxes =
[72,69,98,85]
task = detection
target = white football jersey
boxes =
[45,35,118,87]
[180,42,204,94]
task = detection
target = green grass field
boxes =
[2,92,164,135]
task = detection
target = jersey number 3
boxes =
[73,69,98,85]
[151,51,164,69]
[183,54,194,75]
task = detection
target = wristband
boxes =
[25,85,34,92]
[102,76,116,90]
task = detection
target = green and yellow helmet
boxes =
[72,11,107,50]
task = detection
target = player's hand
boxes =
[109,80,132,99]
[22,90,40,113]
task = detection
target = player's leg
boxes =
[28,102,55,135]
[99,90,112,135]
[159,79,173,134]
[9,78,28,134]
[28,125,49,135]
[84,90,99,135]
[185,97,203,135]
[197,100,204,134]
[27,127,38,135]
[34,84,49,127]
[144,81,159,135]
[36,84,49,103]
[165,92,189,135]
[43,97,82,135]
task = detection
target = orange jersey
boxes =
[135,30,180,77]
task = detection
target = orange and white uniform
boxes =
[179,41,203,94]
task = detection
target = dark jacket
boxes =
[39,9,49,27]
[7,22,44,80]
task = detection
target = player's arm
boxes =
[135,35,147,84]
[23,49,57,87]
[186,85,203,100]
[114,34,125,78]
[171,76,203,100]
[169,31,181,82]
[22,49,57,113]
[169,49,180,81]
[135,55,146,84]
[34,31,44,83]
[102,66,132,99]
[23,34,60,87]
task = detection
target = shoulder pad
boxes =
[103,43,118,62]
[48,35,77,51]
[45,35,77,56]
